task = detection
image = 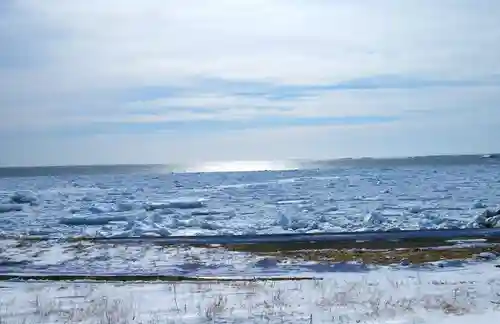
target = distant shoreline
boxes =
[0,152,498,169]
[0,153,498,178]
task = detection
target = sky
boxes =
[1,0,500,167]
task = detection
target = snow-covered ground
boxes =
[1,261,500,323]
[1,164,500,239]
[0,238,498,276]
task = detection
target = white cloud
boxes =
[3,115,497,167]
[1,0,500,165]
[78,85,500,124]
[6,0,500,90]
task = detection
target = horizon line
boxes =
[0,152,498,169]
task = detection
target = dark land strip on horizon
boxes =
[0,153,499,177]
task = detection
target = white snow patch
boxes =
[1,262,500,323]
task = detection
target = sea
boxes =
[1,154,500,278]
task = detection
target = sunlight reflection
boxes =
[184,160,298,173]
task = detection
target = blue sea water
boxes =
[0,154,499,277]
[0,154,499,239]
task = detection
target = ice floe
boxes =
[10,191,37,204]
[0,162,499,238]
[472,209,500,228]
[144,198,205,211]
[59,215,129,226]
[0,204,23,213]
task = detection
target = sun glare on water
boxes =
[184,160,298,173]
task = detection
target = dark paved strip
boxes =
[6,228,500,249]
[0,273,319,282]
[74,228,500,245]
[224,239,497,252]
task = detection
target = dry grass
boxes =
[0,292,139,324]
[263,245,500,265]
[204,294,228,321]
[2,274,499,324]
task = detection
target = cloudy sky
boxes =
[1,0,499,166]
